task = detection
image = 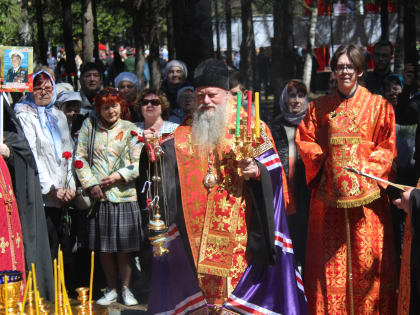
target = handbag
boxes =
[72,116,96,210]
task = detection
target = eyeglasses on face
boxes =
[335,64,356,74]
[33,86,53,94]
[140,99,161,106]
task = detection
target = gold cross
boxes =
[0,237,9,254]
[15,233,21,248]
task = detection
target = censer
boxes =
[145,136,170,256]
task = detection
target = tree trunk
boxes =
[61,0,77,87]
[35,0,47,65]
[224,0,232,66]
[380,0,389,41]
[82,0,94,63]
[166,0,176,60]
[133,0,146,88]
[271,0,295,108]
[19,0,32,46]
[92,0,99,62]
[239,0,257,90]
[394,0,404,74]
[303,0,318,92]
[404,0,417,63]
[173,0,213,76]
[214,0,221,59]
[148,0,162,89]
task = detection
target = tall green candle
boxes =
[236,92,241,137]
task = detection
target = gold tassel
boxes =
[332,190,381,208]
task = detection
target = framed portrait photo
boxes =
[0,46,33,92]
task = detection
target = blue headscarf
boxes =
[19,70,62,159]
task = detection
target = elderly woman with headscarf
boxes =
[161,59,189,110]
[14,70,76,259]
[168,85,196,123]
[268,79,311,274]
[114,72,141,122]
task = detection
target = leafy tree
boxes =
[0,0,23,45]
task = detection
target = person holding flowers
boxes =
[74,87,143,306]
[14,70,76,261]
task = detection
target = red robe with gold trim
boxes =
[173,101,279,305]
[0,155,25,276]
[296,86,398,314]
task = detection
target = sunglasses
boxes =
[140,99,161,106]
[98,89,119,97]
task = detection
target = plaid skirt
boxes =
[89,201,142,252]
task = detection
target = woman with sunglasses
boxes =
[14,71,76,260]
[135,88,179,137]
[74,87,143,306]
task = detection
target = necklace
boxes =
[203,151,218,190]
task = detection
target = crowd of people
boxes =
[0,40,419,315]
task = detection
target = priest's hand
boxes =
[101,172,124,189]
[90,185,104,201]
[240,158,260,179]
[0,144,10,158]
[392,188,414,214]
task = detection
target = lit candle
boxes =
[247,90,252,136]
[31,264,40,315]
[54,259,58,315]
[21,271,32,315]
[4,275,8,315]
[236,92,241,138]
[88,251,94,308]
[255,92,260,138]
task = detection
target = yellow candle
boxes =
[21,271,32,315]
[54,259,58,315]
[4,275,9,315]
[59,265,73,315]
[31,264,40,315]
[88,251,94,307]
[255,92,260,139]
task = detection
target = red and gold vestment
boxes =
[174,101,277,305]
[296,86,398,314]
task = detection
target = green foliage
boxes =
[0,0,23,45]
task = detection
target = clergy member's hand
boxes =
[240,158,260,179]
[101,172,123,189]
[0,144,10,158]
[392,188,414,214]
[143,127,157,145]
[90,185,104,201]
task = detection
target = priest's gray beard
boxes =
[191,100,227,152]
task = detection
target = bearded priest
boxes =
[139,58,308,315]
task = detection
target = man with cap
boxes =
[161,59,190,109]
[139,58,308,314]
[79,62,103,115]
[6,51,28,83]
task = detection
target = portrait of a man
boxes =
[5,51,28,83]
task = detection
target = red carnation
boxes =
[130,130,139,137]
[74,160,84,169]
[138,136,144,142]
[62,151,72,160]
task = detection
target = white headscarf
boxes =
[163,60,188,80]
[278,80,309,126]
[114,72,141,90]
